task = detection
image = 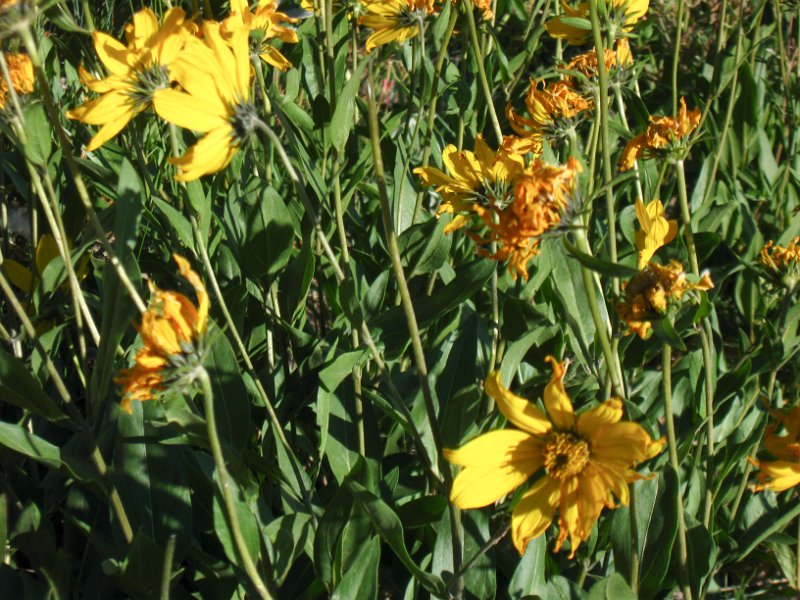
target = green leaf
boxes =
[638,470,679,599]
[152,196,194,252]
[328,60,368,153]
[563,239,639,278]
[0,347,65,421]
[23,103,51,166]
[319,349,368,393]
[330,536,380,600]
[345,481,446,596]
[243,187,295,278]
[587,573,636,600]
[652,317,687,352]
[509,535,547,599]
[0,421,61,468]
[205,329,252,450]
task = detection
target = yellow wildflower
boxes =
[751,407,800,492]
[546,0,649,45]
[634,198,677,268]
[221,0,299,71]
[471,158,582,280]
[0,52,34,107]
[358,0,434,53]
[616,261,713,339]
[446,358,663,556]
[66,8,195,151]
[115,255,209,414]
[505,79,590,152]
[153,23,254,181]
[414,135,526,230]
[619,97,701,171]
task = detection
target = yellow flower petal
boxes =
[169,126,238,182]
[484,371,552,436]
[153,88,228,133]
[576,398,624,440]
[511,476,561,554]
[3,259,34,293]
[543,357,575,430]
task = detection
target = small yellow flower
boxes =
[414,135,526,229]
[66,8,195,151]
[445,358,663,556]
[221,0,299,71]
[115,255,209,414]
[616,261,713,338]
[505,79,590,151]
[634,198,678,268]
[471,158,581,280]
[0,52,34,107]
[760,238,800,271]
[619,97,701,171]
[153,22,254,181]
[358,0,434,53]
[546,0,649,45]
[751,407,800,493]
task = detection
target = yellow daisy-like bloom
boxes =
[471,158,581,280]
[619,97,701,171]
[358,0,434,53]
[414,135,526,231]
[153,23,254,181]
[634,198,677,269]
[760,238,800,271]
[0,52,34,107]
[221,0,299,71]
[546,0,649,45]
[616,260,713,339]
[66,8,195,152]
[563,38,633,83]
[751,407,800,492]
[505,79,590,153]
[115,255,209,414]
[445,358,663,556]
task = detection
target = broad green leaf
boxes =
[328,60,367,152]
[22,103,51,166]
[587,573,636,600]
[330,536,380,600]
[0,347,65,420]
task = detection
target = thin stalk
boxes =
[672,0,685,115]
[587,0,619,296]
[462,0,503,144]
[675,160,699,275]
[612,84,644,201]
[0,270,134,544]
[190,216,316,523]
[80,0,96,30]
[446,523,510,594]
[663,343,694,600]
[197,369,272,600]
[17,31,147,314]
[367,65,464,599]
[160,535,177,600]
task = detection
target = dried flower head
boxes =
[619,97,701,170]
[616,261,713,338]
[115,255,209,414]
[0,52,33,108]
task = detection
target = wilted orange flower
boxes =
[760,238,800,271]
[563,39,633,82]
[751,407,800,492]
[505,79,590,153]
[619,97,701,171]
[472,158,581,279]
[0,52,34,107]
[115,255,209,414]
[616,261,713,338]
[359,0,434,53]
[546,0,649,45]
[414,135,526,231]
[221,0,299,71]
[445,358,663,556]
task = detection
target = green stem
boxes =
[0,270,134,544]
[160,535,177,600]
[367,65,464,599]
[672,0,685,115]
[587,0,619,296]
[462,0,503,144]
[663,343,694,600]
[197,369,272,600]
[675,160,699,275]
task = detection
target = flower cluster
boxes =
[446,358,663,555]
[760,238,800,272]
[0,52,34,108]
[115,255,208,414]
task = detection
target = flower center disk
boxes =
[543,432,590,480]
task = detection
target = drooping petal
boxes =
[576,397,624,440]
[511,476,561,554]
[543,357,575,430]
[3,259,34,293]
[92,32,134,75]
[169,126,238,182]
[173,254,209,334]
[752,459,800,492]
[590,422,663,465]
[444,429,544,467]
[153,88,228,132]
[484,371,552,436]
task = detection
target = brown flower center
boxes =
[544,432,590,480]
